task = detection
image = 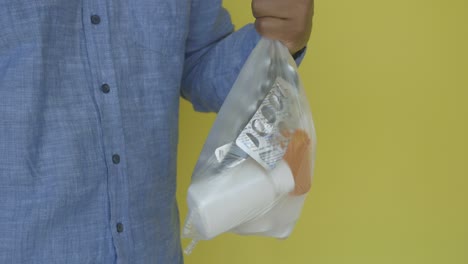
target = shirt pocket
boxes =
[0,1,82,54]
[127,0,190,56]
[0,2,40,51]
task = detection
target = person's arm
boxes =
[181,0,314,112]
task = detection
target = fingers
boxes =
[252,0,314,53]
[252,0,292,19]
[254,16,289,40]
[252,0,314,20]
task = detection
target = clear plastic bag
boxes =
[182,38,317,254]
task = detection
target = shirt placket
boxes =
[81,1,134,263]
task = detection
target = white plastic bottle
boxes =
[186,158,295,240]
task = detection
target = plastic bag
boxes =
[182,38,317,254]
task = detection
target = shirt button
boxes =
[101,83,110,94]
[116,223,124,233]
[90,15,101,25]
[112,154,120,164]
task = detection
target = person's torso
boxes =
[0,1,190,263]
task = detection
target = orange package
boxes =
[283,129,312,195]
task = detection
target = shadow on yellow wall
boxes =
[177,0,468,263]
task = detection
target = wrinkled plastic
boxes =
[182,38,317,254]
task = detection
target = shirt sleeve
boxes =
[180,1,261,112]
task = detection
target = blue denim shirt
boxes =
[0,1,262,263]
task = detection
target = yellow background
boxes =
[176,0,468,263]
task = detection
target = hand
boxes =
[252,0,314,54]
